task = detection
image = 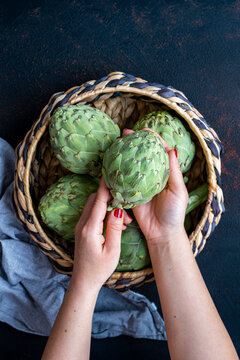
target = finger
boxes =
[104,209,124,252]
[141,127,171,152]
[122,128,134,137]
[123,210,133,225]
[74,192,97,239]
[87,177,111,229]
[77,192,97,226]
[167,149,186,193]
[102,210,131,233]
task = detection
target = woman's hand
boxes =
[42,178,133,360]
[71,177,132,293]
[123,128,189,245]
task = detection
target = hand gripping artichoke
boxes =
[133,109,195,173]
[38,174,98,240]
[116,183,208,271]
[102,130,170,209]
[49,105,120,177]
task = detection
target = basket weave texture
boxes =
[14,71,225,291]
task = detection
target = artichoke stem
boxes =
[186,183,208,215]
[107,198,123,211]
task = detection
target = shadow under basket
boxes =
[13,71,225,292]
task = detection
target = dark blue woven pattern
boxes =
[30,231,47,244]
[53,261,74,274]
[211,196,221,216]
[50,87,81,114]
[116,274,154,292]
[205,138,220,158]
[17,176,24,194]
[214,167,222,187]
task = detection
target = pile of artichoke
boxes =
[38,104,208,272]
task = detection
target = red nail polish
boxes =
[174,149,178,158]
[114,209,123,218]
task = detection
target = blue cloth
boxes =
[0,138,166,340]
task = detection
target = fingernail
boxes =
[114,209,123,218]
[174,149,178,158]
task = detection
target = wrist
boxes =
[146,227,187,249]
[146,229,192,273]
[69,275,101,301]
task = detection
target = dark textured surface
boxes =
[0,0,239,359]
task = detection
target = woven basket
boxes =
[13,71,224,292]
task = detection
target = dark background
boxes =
[0,0,239,359]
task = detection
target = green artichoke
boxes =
[133,109,195,173]
[116,218,151,271]
[102,130,170,209]
[38,174,98,240]
[49,105,120,177]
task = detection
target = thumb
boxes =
[167,149,186,193]
[105,209,124,252]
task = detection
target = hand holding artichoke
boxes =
[102,130,170,210]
